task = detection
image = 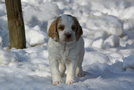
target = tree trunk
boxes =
[5,0,26,49]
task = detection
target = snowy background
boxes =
[0,0,134,89]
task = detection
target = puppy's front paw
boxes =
[76,72,86,77]
[66,80,75,84]
[53,81,62,86]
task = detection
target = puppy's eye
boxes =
[58,25,65,31]
[71,25,76,31]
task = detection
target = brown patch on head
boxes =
[58,24,65,31]
[71,16,83,41]
[48,17,61,41]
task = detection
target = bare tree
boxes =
[5,0,26,49]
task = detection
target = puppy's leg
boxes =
[76,53,85,77]
[66,61,77,84]
[49,59,62,85]
[59,63,66,77]
[76,65,85,77]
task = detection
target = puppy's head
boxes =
[48,15,83,42]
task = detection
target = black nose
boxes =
[64,33,72,39]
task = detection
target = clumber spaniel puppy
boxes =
[48,15,85,85]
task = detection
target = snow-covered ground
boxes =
[1,0,134,89]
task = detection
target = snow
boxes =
[0,49,17,65]
[26,26,47,46]
[0,0,134,89]
[122,55,134,71]
[92,38,104,49]
[103,35,120,49]
[86,15,123,36]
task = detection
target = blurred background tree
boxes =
[5,0,26,49]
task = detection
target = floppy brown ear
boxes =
[74,17,83,41]
[76,24,83,41]
[48,18,59,41]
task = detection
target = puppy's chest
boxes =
[58,46,72,63]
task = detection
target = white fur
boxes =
[48,15,85,85]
